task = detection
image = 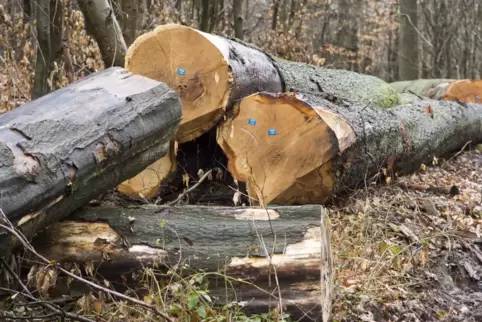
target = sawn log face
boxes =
[0,67,182,255]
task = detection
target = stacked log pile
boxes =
[1,23,482,322]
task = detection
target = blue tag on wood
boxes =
[248,119,256,125]
[268,129,276,135]
[177,68,186,76]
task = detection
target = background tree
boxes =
[398,0,419,80]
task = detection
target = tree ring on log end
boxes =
[217,92,343,205]
[126,24,231,143]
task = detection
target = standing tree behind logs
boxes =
[217,92,482,205]
[33,204,333,322]
[120,24,401,198]
[0,67,182,256]
[390,79,482,103]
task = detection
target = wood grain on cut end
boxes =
[217,92,349,205]
[125,23,231,143]
[117,140,177,198]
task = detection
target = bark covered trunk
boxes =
[398,0,419,80]
[77,0,127,67]
[217,91,482,205]
[390,79,482,104]
[233,0,244,40]
[123,24,402,199]
[0,67,182,256]
[33,204,333,322]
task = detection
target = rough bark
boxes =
[233,0,244,40]
[398,0,419,80]
[32,0,51,99]
[391,79,482,104]
[217,91,482,205]
[33,204,333,322]
[0,67,182,256]
[77,0,127,67]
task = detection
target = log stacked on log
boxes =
[391,79,482,103]
[0,67,182,255]
[120,23,402,198]
[33,204,333,322]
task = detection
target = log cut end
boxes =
[117,141,177,198]
[443,79,482,103]
[217,92,355,205]
[126,24,231,143]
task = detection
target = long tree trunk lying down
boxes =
[126,23,401,144]
[0,67,182,256]
[217,92,482,205]
[77,0,127,67]
[390,79,482,103]
[33,204,333,322]
[124,24,401,197]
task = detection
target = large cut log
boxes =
[0,67,182,255]
[123,24,401,197]
[33,204,333,322]
[390,79,482,104]
[126,24,401,143]
[217,92,482,205]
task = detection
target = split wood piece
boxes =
[217,92,482,205]
[0,67,182,256]
[390,79,482,104]
[125,23,283,143]
[34,204,333,322]
[116,140,178,199]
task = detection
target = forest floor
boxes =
[329,146,482,322]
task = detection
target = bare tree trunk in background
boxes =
[120,0,139,46]
[271,0,279,30]
[200,0,210,31]
[77,0,127,67]
[336,0,359,71]
[32,0,51,99]
[398,0,419,80]
[50,0,65,90]
[233,0,244,39]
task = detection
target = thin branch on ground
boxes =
[166,169,213,206]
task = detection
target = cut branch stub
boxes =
[125,24,282,143]
[391,79,482,103]
[217,92,353,205]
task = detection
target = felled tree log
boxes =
[126,24,400,143]
[34,204,333,322]
[123,24,400,197]
[0,67,182,255]
[217,92,482,205]
[391,79,482,103]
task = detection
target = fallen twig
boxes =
[166,169,213,206]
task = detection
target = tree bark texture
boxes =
[34,204,333,322]
[0,67,182,256]
[390,79,482,104]
[77,0,127,67]
[217,91,482,205]
[398,0,419,80]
